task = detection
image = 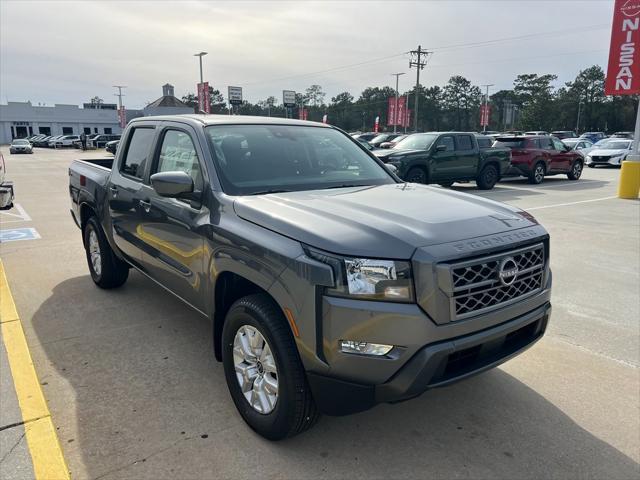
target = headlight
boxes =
[306,248,414,302]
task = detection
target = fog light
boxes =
[340,340,393,356]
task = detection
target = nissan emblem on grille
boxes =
[498,256,519,286]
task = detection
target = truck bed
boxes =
[69,158,114,227]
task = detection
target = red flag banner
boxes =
[605,0,640,95]
[202,82,210,113]
[387,97,407,126]
[118,106,126,128]
[480,104,491,127]
[387,98,396,126]
[374,116,380,133]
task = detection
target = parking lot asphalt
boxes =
[0,146,638,480]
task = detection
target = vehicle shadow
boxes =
[31,275,639,480]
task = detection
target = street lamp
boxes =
[391,73,405,133]
[194,52,207,85]
[576,98,584,134]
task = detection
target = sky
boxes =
[0,0,614,109]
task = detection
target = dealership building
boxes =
[0,84,193,144]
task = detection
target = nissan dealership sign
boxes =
[605,0,640,95]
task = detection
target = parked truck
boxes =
[373,132,512,189]
[69,115,552,440]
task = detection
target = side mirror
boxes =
[385,163,398,175]
[435,144,447,152]
[150,171,194,198]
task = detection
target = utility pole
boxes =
[480,84,494,133]
[391,73,405,133]
[576,98,583,134]
[113,85,126,110]
[409,45,430,132]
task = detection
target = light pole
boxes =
[480,84,494,133]
[576,98,583,134]
[194,52,207,113]
[391,73,405,133]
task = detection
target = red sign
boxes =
[197,82,211,113]
[480,104,491,127]
[374,116,380,133]
[387,96,407,126]
[605,0,640,95]
[298,108,308,120]
[118,106,126,128]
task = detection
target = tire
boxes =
[406,167,427,184]
[567,160,583,180]
[476,164,499,190]
[528,162,546,184]
[83,216,129,289]
[222,293,319,440]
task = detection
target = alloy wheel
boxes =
[233,325,279,414]
[88,229,102,276]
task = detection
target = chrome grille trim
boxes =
[447,243,545,320]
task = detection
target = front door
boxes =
[108,124,157,265]
[136,124,208,312]
[431,135,457,181]
[549,137,573,172]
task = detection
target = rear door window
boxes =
[121,127,155,180]
[455,135,473,151]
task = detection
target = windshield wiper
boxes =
[322,184,371,190]
[248,189,292,196]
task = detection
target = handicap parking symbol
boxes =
[0,227,41,243]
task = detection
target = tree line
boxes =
[181,65,636,134]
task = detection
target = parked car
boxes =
[88,134,121,149]
[51,135,80,148]
[584,139,633,167]
[561,138,594,154]
[69,115,552,440]
[105,140,119,155]
[73,133,101,148]
[374,132,511,189]
[368,133,403,149]
[494,135,584,184]
[9,138,34,154]
[523,131,549,136]
[610,131,634,139]
[551,131,577,140]
[355,138,374,150]
[33,136,53,147]
[351,132,378,142]
[46,135,66,147]
[378,134,408,149]
[0,153,14,210]
[580,132,606,144]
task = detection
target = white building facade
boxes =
[0,102,124,144]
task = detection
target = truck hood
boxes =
[233,184,536,259]
[373,148,424,160]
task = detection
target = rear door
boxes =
[431,135,456,181]
[108,122,158,265]
[136,122,208,312]
[454,134,478,178]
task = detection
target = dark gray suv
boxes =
[69,115,552,440]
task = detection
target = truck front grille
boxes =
[449,244,545,320]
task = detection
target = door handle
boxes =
[139,200,151,213]
[109,185,118,198]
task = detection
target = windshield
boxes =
[205,125,395,195]
[12,139,29,145]
[596,140,632,150]
[562,140,578,148]
[370,134,390,143]
[393,133,438,150]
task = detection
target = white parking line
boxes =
[0,204,31,223]
[485,179,604,194]
[525,196,619,211]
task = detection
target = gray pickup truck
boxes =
[69,115,552,440]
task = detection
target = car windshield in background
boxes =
[597,140,632,150]
[12,139,29,145]
[204,125,395,195]
[393,133,439,150]
[493,138,526,148]
[563,140,578,147]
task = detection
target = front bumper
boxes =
[308,301,551,415]
[586,156,623,166]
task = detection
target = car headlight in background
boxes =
[306,248,414,302]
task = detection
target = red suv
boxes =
[494,135,584,184]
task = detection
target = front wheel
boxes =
[83,216,129,289]
[567,160,583,180]
[528,162,546,184]
[476,164,499,190]
[406,167,427,184]
[222,294,319,440]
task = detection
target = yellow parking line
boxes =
[0,261,70,480]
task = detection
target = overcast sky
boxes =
[1,0,613,109]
